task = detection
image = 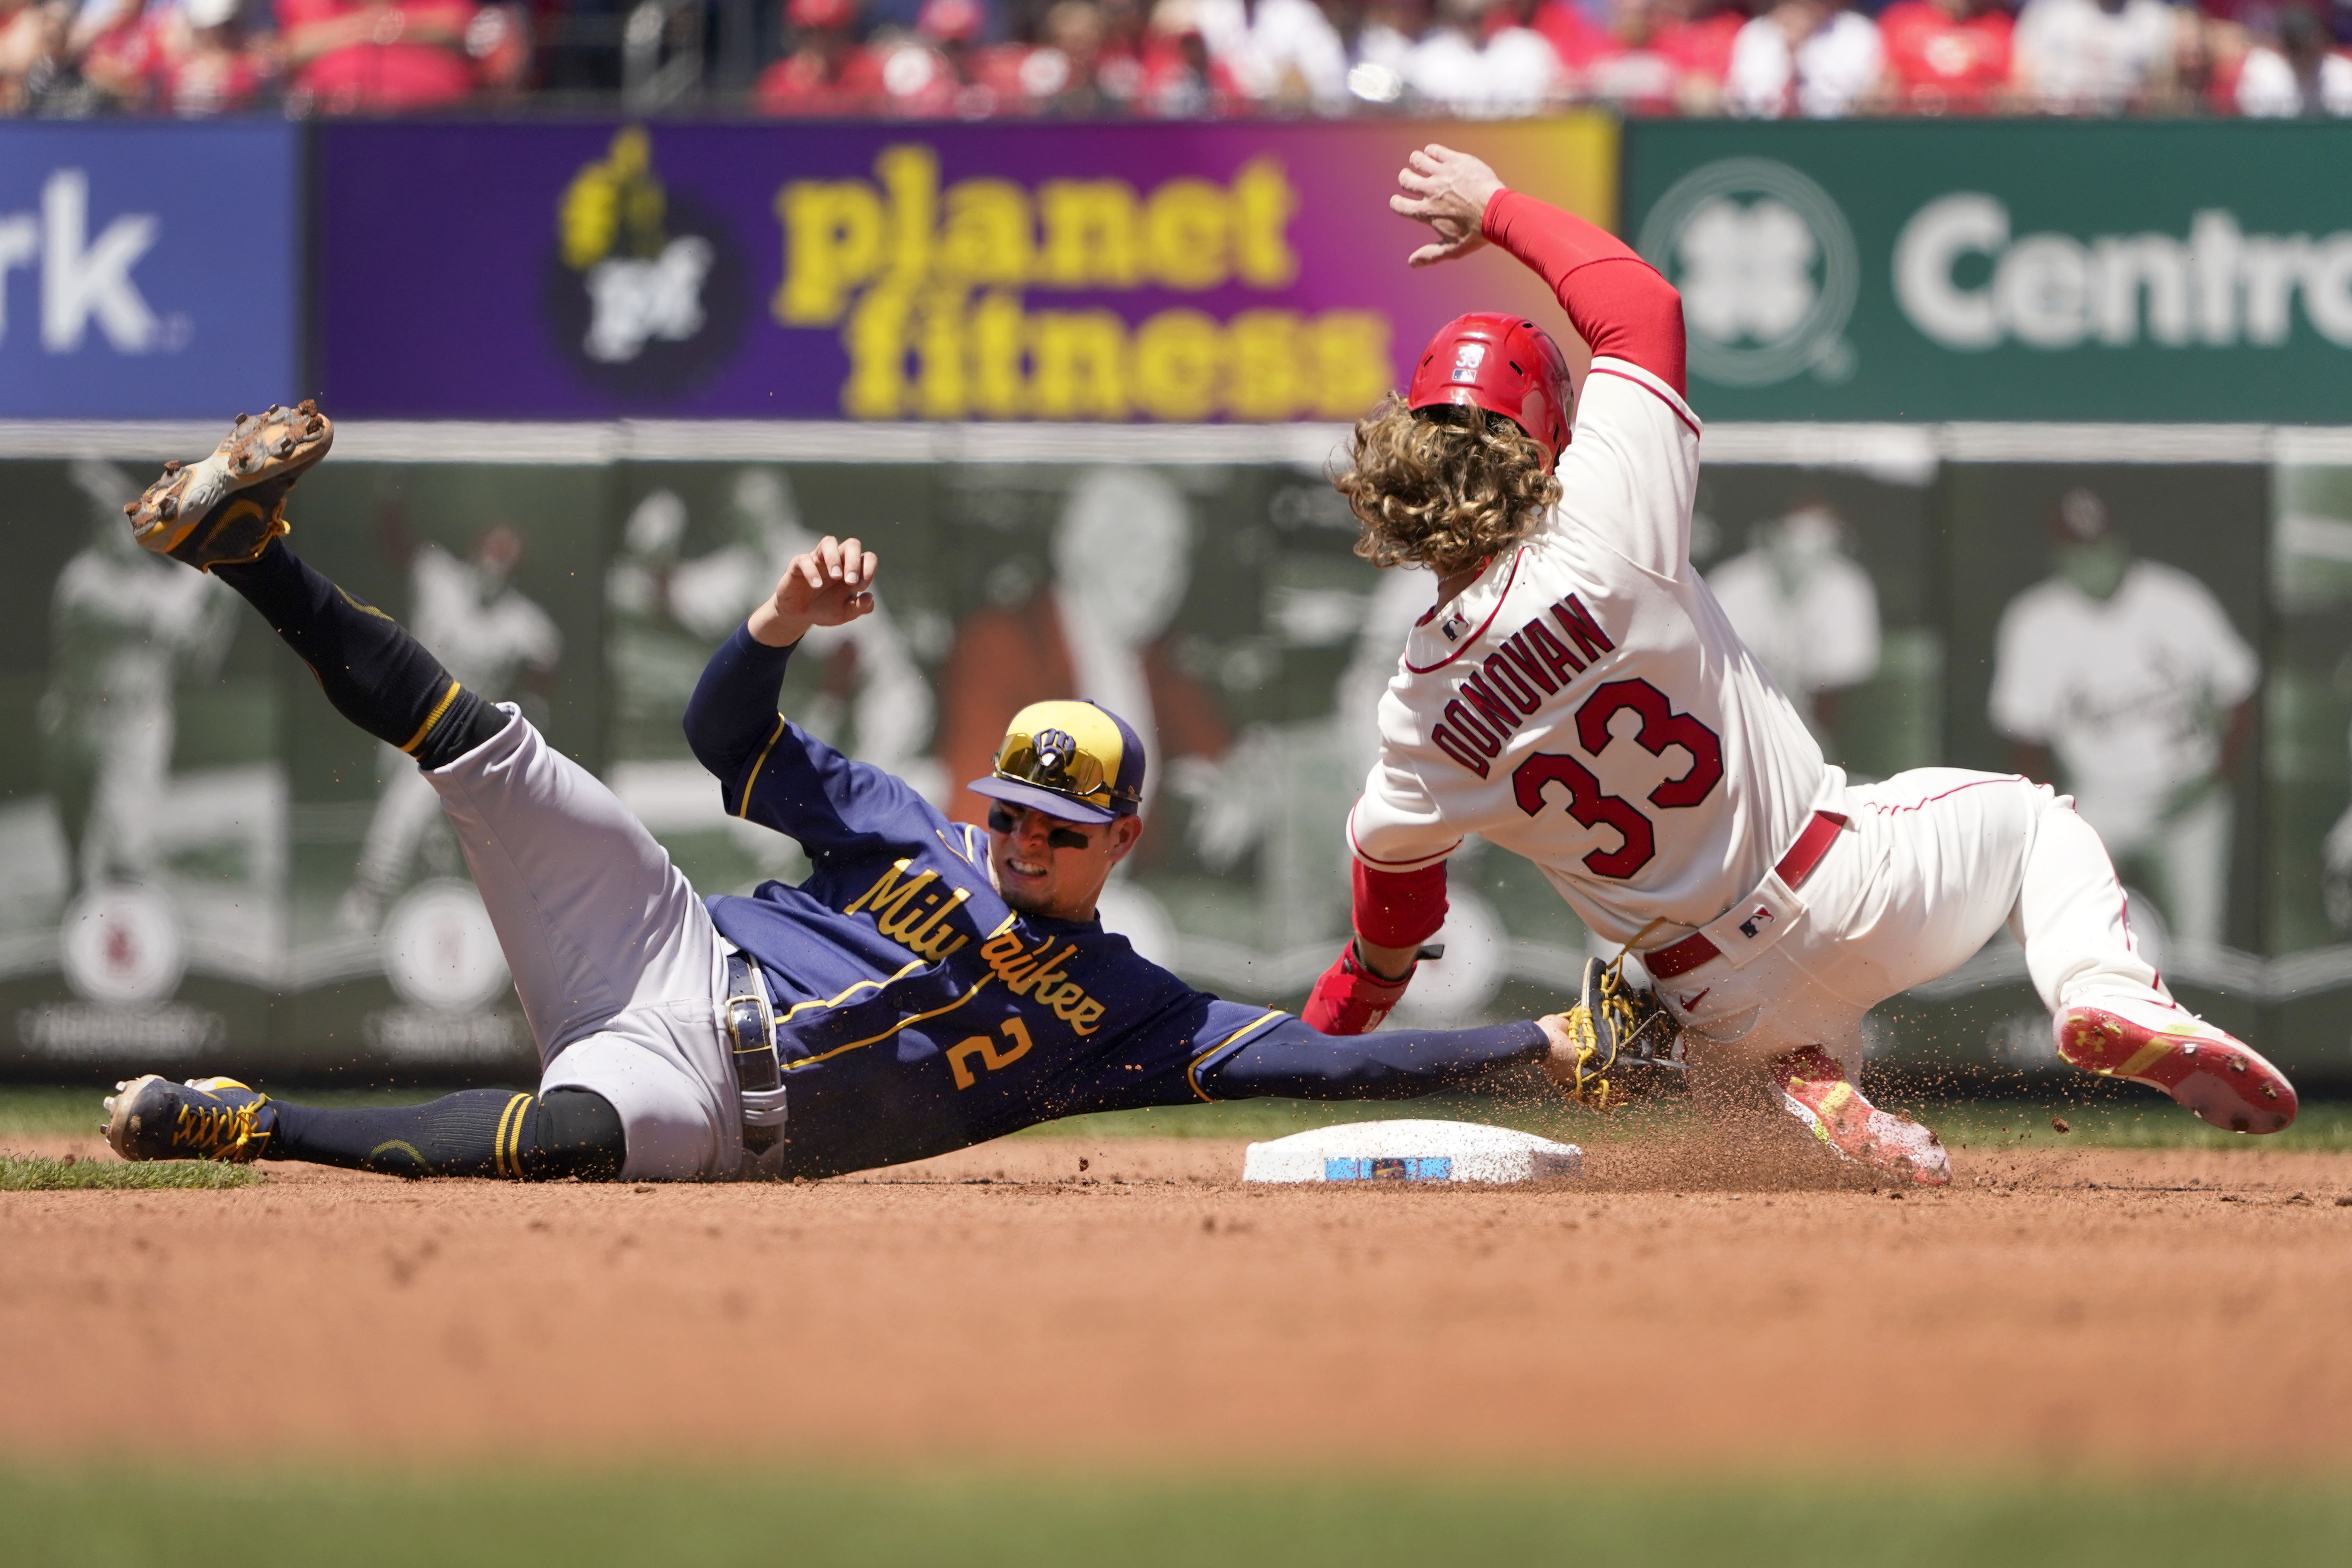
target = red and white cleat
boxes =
[1773,1045,1952,1186]
[2055,1000,2297,1135]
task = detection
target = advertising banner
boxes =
[311,117,1615,423]
[1624,122,2352,423]
[0,122,299,420]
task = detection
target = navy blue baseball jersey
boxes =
[685,626,1546,1179]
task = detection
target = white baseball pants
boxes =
[1658,769,2174,1080]
[424,707,742,1180]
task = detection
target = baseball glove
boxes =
[1544,956,1683,1110]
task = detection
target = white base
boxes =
[1241,1118,1582,1185]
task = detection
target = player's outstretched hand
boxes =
[1536,1012,1583,1093]
[748,535,878,648]
[1391,145,1504,269]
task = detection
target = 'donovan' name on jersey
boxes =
[1431,594,1615,777]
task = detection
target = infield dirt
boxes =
[6,1125,2350,1474]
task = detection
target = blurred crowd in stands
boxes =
[4,0,2349,118]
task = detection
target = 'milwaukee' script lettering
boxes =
[843,859,974,962]
[775,145,1390,422]
[1431,595,1616,777]
[978,920,1108,1036]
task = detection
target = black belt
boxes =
[723,950,783,1156]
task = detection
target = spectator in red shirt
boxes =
[160,0,274,112]
[1138,0,1238,113]
[1542,0,1749,112]
[753,0,881,114]
[276,0,479,112]
[1879,0,2013,112]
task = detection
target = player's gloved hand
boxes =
[1303,941,1422,1036]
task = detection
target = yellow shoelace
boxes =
[173,1098,265,1160]
[1556,920,1675,1112]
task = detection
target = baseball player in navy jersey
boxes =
[1301,145,2299,1184]
[99,404,1583,1182]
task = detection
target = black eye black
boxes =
[988,806,1017,833]
[1046,828,1089,850]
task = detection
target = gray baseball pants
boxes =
[424,706,746,1180]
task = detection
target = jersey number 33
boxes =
[1510,677,1724,879]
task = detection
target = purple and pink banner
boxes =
[313,117,1615,422]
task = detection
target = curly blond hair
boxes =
[1330,398,1561,578]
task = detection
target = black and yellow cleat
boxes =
[126,402,333,571]
[102,1075,276,1163]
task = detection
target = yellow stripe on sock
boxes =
[398,680,464,755]
[495,1092,532,1179]
[508,1093,531,1177]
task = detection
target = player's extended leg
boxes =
[110,406,736,1180]
[1817,769,2294,1135]
[102,1074,624,1180]
[2012,784,2295,1133]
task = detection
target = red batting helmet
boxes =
[1406,312,1574,471]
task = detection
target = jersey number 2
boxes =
[948,1017,1036,1090]
[1510,678,1724,880]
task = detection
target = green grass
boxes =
[0,1084,447,1142]
[0,1154,260,1191]
[1,1468,2347,1568]
[8,1082,2351,1156]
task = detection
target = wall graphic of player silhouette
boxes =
[934,467,1234,967]
[41,461,240,1009]
[606,466,937,897]
[336,517,563,937]
[1706,502,1881,760]
[1988,489,2258,948]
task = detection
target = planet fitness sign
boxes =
[314,117,1615,423]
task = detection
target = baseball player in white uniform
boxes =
[1988,489,2259,948]
[338,527,563,933]
[1705,503,1880,751]
[1301,146,2298,1182]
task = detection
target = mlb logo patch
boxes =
[1450,343,1487,383]
[1440,611,1469,642]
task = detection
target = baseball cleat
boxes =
[126,402,333,571]
[1773,1046,1952,1186]
[2055,1001,2296,1134]
[102,1074,276,1163]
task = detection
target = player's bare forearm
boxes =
[1356,938,1419,981]
[747,535,878,649]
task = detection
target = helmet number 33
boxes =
[1511,679,1725,880]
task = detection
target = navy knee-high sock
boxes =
[212,540,508,769]
[267,1088,626,1180]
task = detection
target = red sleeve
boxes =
[1481,188,1687,397]
[1352,860,1448,949]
